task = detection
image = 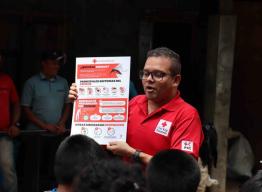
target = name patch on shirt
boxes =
[181,140,194,152]
[154,119,172,136]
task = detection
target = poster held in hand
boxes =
[71,56,130,145]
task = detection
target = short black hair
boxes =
[240,170,262,192]
[146,149,200,192]
[54,134,106,185]
[73,159,146,192]
[146,47,181,75]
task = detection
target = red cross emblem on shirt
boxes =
[161,121,167,127]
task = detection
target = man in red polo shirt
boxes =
[0,51,20,192]
[69,47,203,164]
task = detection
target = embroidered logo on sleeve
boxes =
[181,140,194,152]
[154,119,172,136]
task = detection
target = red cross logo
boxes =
[93,58,96,63]
[161,121,167,127]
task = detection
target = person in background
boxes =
[129,81,138,100]
[21,50,70,133]
[21,51,71,191]
[146,149,200,192]
[0,51,20,192]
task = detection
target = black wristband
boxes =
[132,150,141,162]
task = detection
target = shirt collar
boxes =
[161,90,183,111]
[39,72,57,82]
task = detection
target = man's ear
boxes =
[173,74,181,87]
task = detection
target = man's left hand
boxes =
[106,141,136,157]
[56,123,66,134]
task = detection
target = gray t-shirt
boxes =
[21,73,69,130]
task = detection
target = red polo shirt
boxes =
[0,73,19,131]
[127,91,204,159]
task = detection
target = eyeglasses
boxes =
[139,70,174,81]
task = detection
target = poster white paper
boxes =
[71,57,130,145]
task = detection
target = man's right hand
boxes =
[68,83,78,102]
[44,124,58,134]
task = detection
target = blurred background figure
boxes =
[129,81,138,100]
[21,50,70,133]
[0,50,21,192]
[20,50,71,191]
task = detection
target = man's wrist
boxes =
[132,150,142,162]
[128,148,136,157]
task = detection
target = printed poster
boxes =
[71,57,130,145]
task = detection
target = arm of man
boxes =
[56,103,71,133]
[8,77,21,137]
[106,141,152,164]
[8,101,21,138]
[170,108,204,159]
[23,106,57,133]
